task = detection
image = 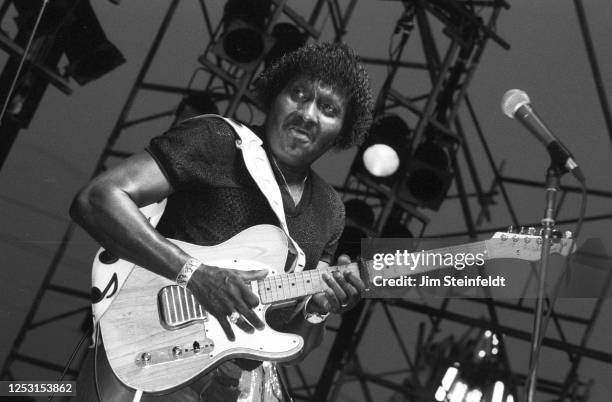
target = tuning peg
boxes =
[527,227,537,235]
[507,225,515,233]
[520,226,527,234]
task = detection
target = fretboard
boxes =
[257,264,360,305]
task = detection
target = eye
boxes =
[320,102,337,116]
[292,87,306,100]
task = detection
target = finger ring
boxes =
[341,303,349,308]
[229,311,240,324]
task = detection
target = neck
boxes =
[271,155,308,185]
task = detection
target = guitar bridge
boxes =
[158,286,208,330]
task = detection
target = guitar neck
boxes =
[257,240,490,305]
[257,264,360,305]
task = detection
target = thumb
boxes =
[336,254,352,265]
[237,269,269,280]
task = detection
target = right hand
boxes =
[187,265,268,341]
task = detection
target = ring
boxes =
[341,303,349,308]
[229,311,240,324]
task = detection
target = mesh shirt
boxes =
[146,115,345,270]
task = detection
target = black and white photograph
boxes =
[0,1,611,401]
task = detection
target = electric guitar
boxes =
[93,224,573,393]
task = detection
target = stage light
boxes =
[352,114,411,186]
[212,0,274,71]
[363,144,400,177]
[397,141,453,210]
[265,23,307,67]
[13,0,125,86]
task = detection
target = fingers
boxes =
[238,269,269,280]
[309,293,330,314]
[322,271,364,313]
[217,313,236,342]
[231,296,265,330]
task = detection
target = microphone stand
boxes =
[525,165,561,402]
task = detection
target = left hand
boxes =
[307,254,366,315]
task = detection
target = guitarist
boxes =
[71,42,373,401]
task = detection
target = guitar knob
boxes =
[172,346,183,358]
[141,352,151,366]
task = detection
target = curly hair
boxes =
[254,42,373,149]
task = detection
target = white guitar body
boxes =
[94,224,304,394]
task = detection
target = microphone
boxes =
[501,89,585,182]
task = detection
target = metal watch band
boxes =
[176,258,202,288]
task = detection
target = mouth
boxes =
[288,126,312,142]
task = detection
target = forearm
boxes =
[70,182,189,280]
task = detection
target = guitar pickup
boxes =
[158,286,208,330]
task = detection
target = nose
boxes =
[297,99,318,127]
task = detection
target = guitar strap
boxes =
[91,115,306,330]
[210,114,306,273]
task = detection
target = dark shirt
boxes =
[147,115,344,270]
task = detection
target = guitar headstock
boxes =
[485,227,574,261]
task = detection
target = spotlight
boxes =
[265,23,307,67]
[352,114,411,187]
[397,141,453,210]
[14,0,125,86]
[212,0,275,71]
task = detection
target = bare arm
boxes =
[70,152,186,278]
[70,151,266,340]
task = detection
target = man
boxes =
[71,42,373,401]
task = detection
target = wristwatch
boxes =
[303,295,329,324]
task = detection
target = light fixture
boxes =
[352,114,411,187]
[211,0,275,71]
[265,23,307,67]
[397,141,453,210]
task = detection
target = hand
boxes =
[187,265,268,341]
[308,254,365,315]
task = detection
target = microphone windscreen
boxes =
[501,89,530,118]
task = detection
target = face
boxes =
[265,76,349,169]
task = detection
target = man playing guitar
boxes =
[71,42,374,401]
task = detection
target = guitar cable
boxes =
[47,325,92,401]
[93,322,105,402]
[523,180,587,401]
